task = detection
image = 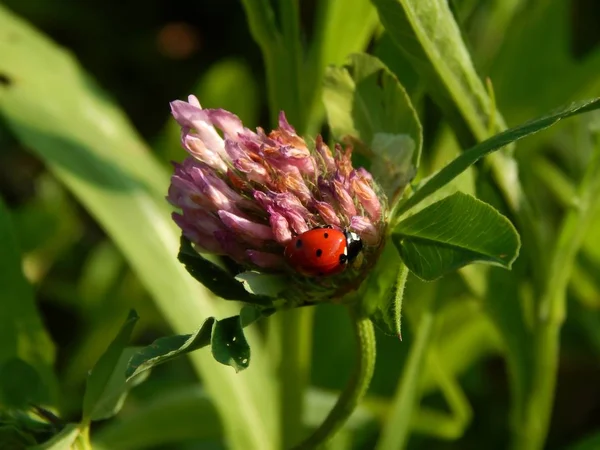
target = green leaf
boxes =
[323,53,422,197]
[305,0,378,133]
[0,358,46,409]
[126,307,269,380]
[0,7,277,449]
[211,316,251,373]
[234,271,287,298]
[29,424,80,450]
[491,1,600,126]
[370,0,502,146]
[178,237,272,305]
[393,192,520,280]
[92,386,222,450]
[482,267,533,430]
[89,347,151,422]
[358,242,406,337]
[0,198,57,406]
[376,296,437,450]
[126,318,215,381]
[82,310,138,423]
[395,98,600,217]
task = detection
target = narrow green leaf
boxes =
[323,53,422,197]
[306,0,378,132]
[0,198,57,406]
[29,424,80,450]
[178,237,272,305]
[482,267,533,435]
[393,192,520,280]
[82,310,138,423]
[125,318,216,381]
[0,7,277,448]
[491,1,600,125]
[0,358,46,409]
[376,299,436,450]
[211,316,251,372]
[89,347,151,422]
[370,0,502,145]
[395,98,600,217]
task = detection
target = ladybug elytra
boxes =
[284,228,363,277]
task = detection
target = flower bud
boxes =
[168,95,388,303]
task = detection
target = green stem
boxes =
[513,134,600,450]
[292,308,376,450]
[375,298,436,450]
[279,308,314,449]
[76,425,93,450]
[277,0,305,132]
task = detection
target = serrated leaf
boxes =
[211,316,251,373]
[126,318,216,381]
[393,192,520,280]
[395,98,600,218]
[178,237,272,305]
[323,53,422,197]
[82,310,138,423]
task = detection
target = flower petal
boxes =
[268,209,293,244]
[218,210,275,241]
[350,216,380,246]
[247,250,285,269]
[351,170,382,221]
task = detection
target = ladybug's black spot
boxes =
[295,239,303,248]
[323,232,329,239]
[316,249,323,257]
[339,254,348,264]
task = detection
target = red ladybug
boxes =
[284,228,363,276]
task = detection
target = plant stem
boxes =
[278,308,314,449]
[76,425,93,450]
[513,133,600,450]
[375,297,436,450]
[292,307,376,449]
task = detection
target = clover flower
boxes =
[168,95,387,302]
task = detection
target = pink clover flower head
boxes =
[167,95,388,301]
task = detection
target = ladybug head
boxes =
[343,230,363,263]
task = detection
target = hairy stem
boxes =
[292,307,376,449]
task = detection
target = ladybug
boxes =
[284,227,363,277]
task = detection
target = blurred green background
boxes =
[1,0,600,449]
